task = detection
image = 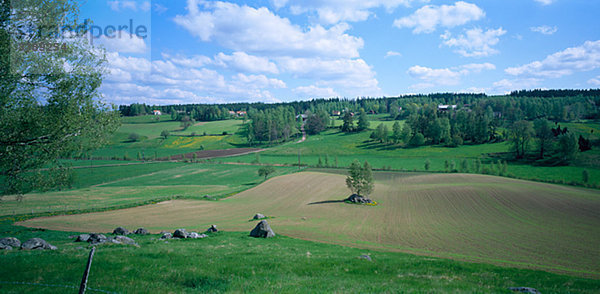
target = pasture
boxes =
[19,171,600,278]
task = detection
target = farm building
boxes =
[153,110,162,115]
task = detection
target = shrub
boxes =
[128,133,141,142]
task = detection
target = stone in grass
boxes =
[160,232,173,240]
[508,287,541,294]
[188,232,208,239]
[253,213,266,220]
[20,238,57,250]
[206,225,218,233]
[249,220,275,238]
[88,234,109,245]
[75,234,91,242]
[111,236,138,246]
[173,229,189,239]
[134,228,149,235]
[358,255,372,262]
[113,227,130,235]
[0,243,13,250]
[0,237,21,248]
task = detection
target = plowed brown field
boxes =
[19,172,600,277]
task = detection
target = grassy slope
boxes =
[20,171,600,277]
[228,125,600,185]
[0,163,298,216]
[2,227,598,293]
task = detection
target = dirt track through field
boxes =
[20,172,600,277]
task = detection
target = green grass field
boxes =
[19,171,600,278]
[0,163,299,216]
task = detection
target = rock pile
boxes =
[0,237,57,250]
[134,228,149,235]
[345,194,374,204]
[162,229,207,240]
[113,227,130,235]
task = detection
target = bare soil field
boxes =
[19,172,600,277]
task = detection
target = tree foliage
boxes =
[345,160,374,197]
[0,0,119,196]
[258,165,275,180]
[509,120,534,159]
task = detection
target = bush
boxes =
[409,133,425,147]
[160,130,170,139]
[128,133,141,142]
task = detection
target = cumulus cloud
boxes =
[275,0,429,24]
[277,57,381,96]
[441,27,506,57]
[531,25,558,35]
[100,51,288,104]
[107,1,151,12]
[293,85,339,98]
[98,31,147,54]
[407,63,495,88]
[173,0,363,58]
[214,52,279,74]
[491,78,542,94]
[588,76,600,86]
[385,51,402,58]
[506,40,600,78]
[393,1,484,34]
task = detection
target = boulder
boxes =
[249,220,275,238]
[113,227,130,235]
[112,236,137,245]
[75,234,91,242]
[88,234,109,245]
[160,232,173,240]
[206,225,218,233]
[188,232,207,239]
[345,194,374,204]
[359,255,372,261]
[0,237,21,248]
[173,229,189,239]
[509,287,541,294]
[0,244,12,250]
[253,213,266,220]
[20,238,57,250]
[134,228,149,235]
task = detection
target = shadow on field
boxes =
[307,200,345,205]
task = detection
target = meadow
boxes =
[19,171,600,278]
[3,114,600,292]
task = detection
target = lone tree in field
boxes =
[0,0,119,197]
[258,166,276,180]
[346,160,374,198]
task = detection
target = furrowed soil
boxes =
[19,172,600,277]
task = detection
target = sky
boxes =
[80,0,600,105]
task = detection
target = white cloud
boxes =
[98,31,147,54]
[588,76,600,86]
[173,0,363,58]
[491,78,542,94]
[531,25,558,35]
[101,51,289,105]
[408,63,495,87]
[441,27,506,57]
[534,0,555,5]
[294,85,339,98]
[393,1,484,34]
[506,40,600,78]
[385,51,402,58]
[231,74,287,89]
[107,1,151,12]
[214,52,279,74]
[277,57,381,96]
[276,0,429,24]
[164,54,213,68]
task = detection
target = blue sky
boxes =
[81,0,600,105]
